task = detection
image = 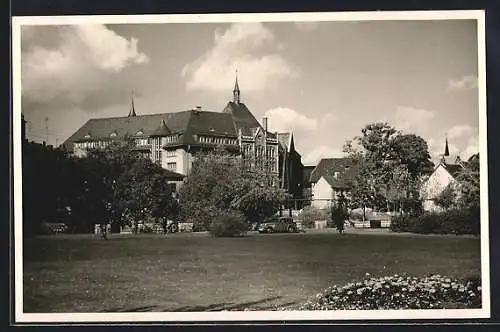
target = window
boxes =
[167,162,177,170]
[166,150,176,157]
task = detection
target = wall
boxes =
[311,177,333,209]
[420,165,454,199]
[420,164,456,212]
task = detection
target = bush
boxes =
[298,206,330,228]
[296,274,481,310]
[209,211,248,237]
[390,207,480,235]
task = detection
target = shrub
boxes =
[297,274,481,310]
[390,207,480,235]
[209,211,248,237]
[298,206,329,228]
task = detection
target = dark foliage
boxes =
[390,207,480,235]
[209,211,248,237]
[22,140,178,235]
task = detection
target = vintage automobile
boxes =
[258,216,298,234]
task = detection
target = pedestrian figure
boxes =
[95,224,103,240]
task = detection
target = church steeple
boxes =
[444,136,450,157]
[441,135,450,164]
[233,70,240,104]
[128,90,137,117]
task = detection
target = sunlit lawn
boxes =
[22,230,481,312]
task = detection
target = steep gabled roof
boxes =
[222,101,262,136]
[277,133,290,150]
[320,174,353,190]
[443,163,464,178]
[63,109,237,152]
[310,157,359,184]
[151,120,172,137]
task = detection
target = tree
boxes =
[391,134,434,179]
[77,140,178,233]
[178,146,288,230]
[22,142,79,236]
[434,183,458,210]
[456,153,480,209]
[344,122,432,215]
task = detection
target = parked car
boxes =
[258,217,298,233]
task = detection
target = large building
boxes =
[62,76,304,199]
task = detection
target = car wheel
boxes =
[266,227,274,233]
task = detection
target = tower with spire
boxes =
[233,70,240,104]
[128,90,137,117]
[441,135,450,164]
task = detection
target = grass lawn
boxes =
[22,231,481,313]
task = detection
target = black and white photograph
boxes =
[12,10,489,323]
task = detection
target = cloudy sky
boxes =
[20,18,480,165]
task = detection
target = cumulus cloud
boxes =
[448,124,475,139]
[181,23,297,92]
[21,24,149,112]
[462,136,479,160]
[264,107,336,133]
[447,75,478,92]
[394,106,435,132]
[428,127,479,162]
[294,22,320,31]
[303,146,345,166]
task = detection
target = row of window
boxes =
[198,135,238,145]
[166,162,177,170]
[75,141,109,149]
[241,144,277,159]
[135,138,149,146]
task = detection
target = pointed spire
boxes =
[128,90,137,117]
[444,135,450,157]
[233,70,240,104]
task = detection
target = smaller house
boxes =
[310,158,359,209]
[420,156,465,212]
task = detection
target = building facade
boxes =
[63,77,302,197]
[420,157,464,212]
[309,158,359,209]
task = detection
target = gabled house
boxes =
[309,158,360,209]
[420,156,465,211]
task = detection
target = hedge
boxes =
[390,207,480,235]
[209,211,248,237]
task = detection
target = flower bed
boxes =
[295,274,481,310]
